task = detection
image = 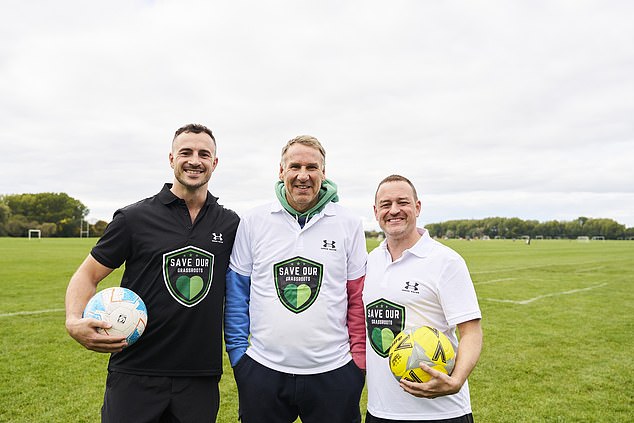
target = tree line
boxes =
[0,193,108,237]
[423,216,634,240]
[2,193,633,240]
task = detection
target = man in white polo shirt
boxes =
[224,135,367,423]
[363,174,482,423]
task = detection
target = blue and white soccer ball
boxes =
[83,287,148,347]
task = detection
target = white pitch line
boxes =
[472,265,548,275]
[481,282,608,305]
[474,277,516,286]
[0,308,65,318]
[471,259,624,275]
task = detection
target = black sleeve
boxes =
[90,210,131,269]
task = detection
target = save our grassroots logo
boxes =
[274,256,323,314]
[163,246,214,307]
[365,298,406,358]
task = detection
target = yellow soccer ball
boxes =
[388,326,456,383]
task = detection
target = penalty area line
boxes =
[471,259,621,275]
[481,282,608,305]
[0,308,65,318]
[474,277,516,286]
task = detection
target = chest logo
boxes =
[163,246,214,307]
[365,298,406,358]
[274,256,323,314]
[402,281,420,293]
[321,239,337,251]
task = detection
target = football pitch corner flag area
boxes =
[1,237,632,422]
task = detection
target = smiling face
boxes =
[374,180,421,241]
[169,130,217,194]
[279,143,325,213]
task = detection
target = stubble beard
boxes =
[175,171,210,192]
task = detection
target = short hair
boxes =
[173,123,216,148]
[280,135,326,169]
[375,174,419,202]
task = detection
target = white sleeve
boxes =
[347,217,367,281]
[229,215,253,277]
[438,255,482,326]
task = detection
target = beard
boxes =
[174,169,210,191]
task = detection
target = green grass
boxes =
[1,238,633,422]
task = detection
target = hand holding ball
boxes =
[388,326,455,383]
[83,287,148,347]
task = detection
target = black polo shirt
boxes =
[91,183,239,376]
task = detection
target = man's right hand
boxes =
[66,317,127,353]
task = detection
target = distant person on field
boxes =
[224,135,367,423]
[363,174,482,423]
[65,123,239,423]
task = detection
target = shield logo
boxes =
[163,246,214,307]
[366,298,406,358]
[274,256,323,314]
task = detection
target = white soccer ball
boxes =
[83,287,148,346]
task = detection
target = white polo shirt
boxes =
[230,200,367,374]
[363,228,481,420]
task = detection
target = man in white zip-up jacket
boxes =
[224,135,367,423]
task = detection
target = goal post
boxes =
[28,229,41,239]
[80,220,90,238]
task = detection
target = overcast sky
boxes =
[1,0,633,231]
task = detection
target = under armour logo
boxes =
[403,281,419,293]
[211,233,224,243]
[321,240,337,251]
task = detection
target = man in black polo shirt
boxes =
[65,123,239,423]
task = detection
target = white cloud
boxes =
[1,0,633,230]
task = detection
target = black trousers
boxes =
[101,371,220,423]
[366,411,474,423]
[233,355,365,423]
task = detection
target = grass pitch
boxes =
[1,237,632,422]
